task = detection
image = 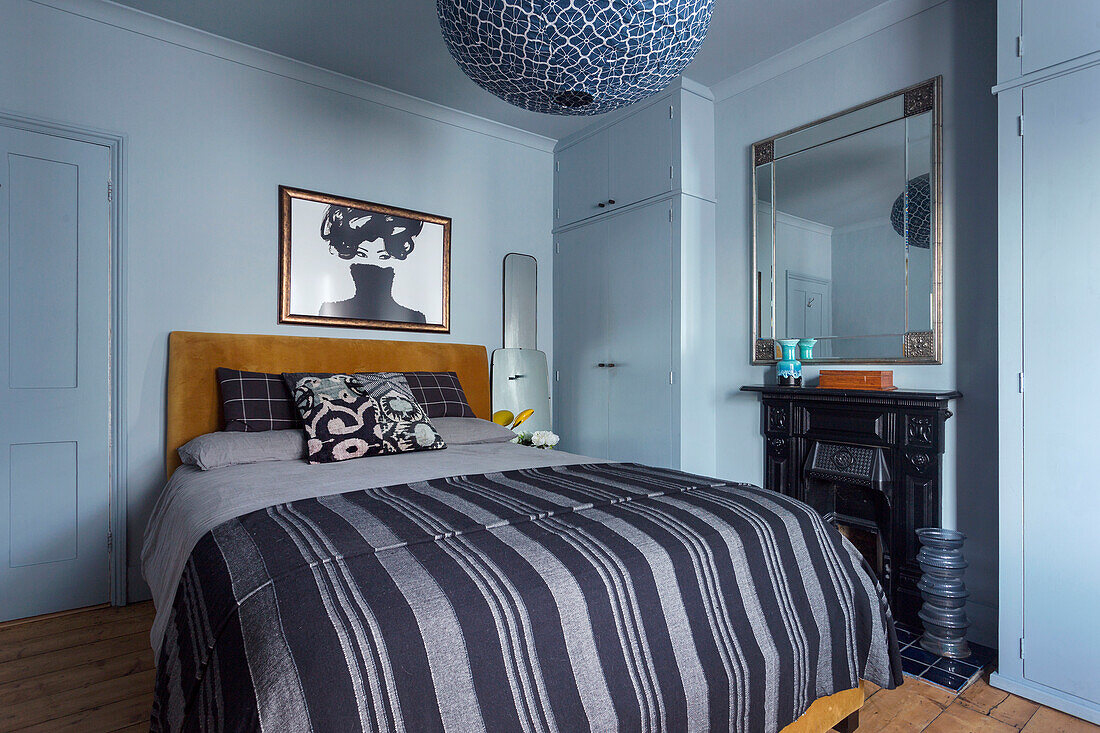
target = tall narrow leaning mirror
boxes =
[751,77,942,364]
[493,253,551,432]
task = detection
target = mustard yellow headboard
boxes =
[165,331,490,477]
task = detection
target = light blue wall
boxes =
[0,0,555,599]
[713,0,998,645]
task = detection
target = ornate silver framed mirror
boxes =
[751,77,942,364]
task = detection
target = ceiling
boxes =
[111,0,890,140]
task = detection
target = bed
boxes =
[144,331,901,732]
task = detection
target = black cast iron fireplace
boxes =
[741,385,960,627]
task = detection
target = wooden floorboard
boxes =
[0,648,153,708]
[0,601,1097,732]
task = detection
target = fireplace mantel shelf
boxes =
[740,385,962,402]
[740,384,960,627]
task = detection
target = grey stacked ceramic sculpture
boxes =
[916,528,971,659]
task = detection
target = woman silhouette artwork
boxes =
[317,205,427,324]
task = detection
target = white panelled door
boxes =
[1020,64,1100,703]
[0,125,111,621]
[606,203,673,467]
[553,219,610,458]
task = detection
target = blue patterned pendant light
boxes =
[436,0,715,116]
[890,174,932,248]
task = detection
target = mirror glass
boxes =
[503,253,537,349]
[752,79,940,363]
[491,348,552,432]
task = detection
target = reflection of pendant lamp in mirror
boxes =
[436,0,714,115]
[890,174,932,248]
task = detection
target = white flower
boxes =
[530,430,559,448]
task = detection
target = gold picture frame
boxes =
[278,186,451,332]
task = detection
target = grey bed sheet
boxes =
[141,441,605,655]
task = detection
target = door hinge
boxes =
[555,207,560,220]
[555,160,560,172]
[668,207,673,222]
[555,241,560,254]
[1019,637,1026,659]
[1018,115,1024,137]
[1018,372,1025,393]
[1016,35,1023,58]
[670,164,674,179]
[670,105,674,119]
[669,371,675,385]
[107,529,113,552]
[107,181,113,202]
[555,370,560,382]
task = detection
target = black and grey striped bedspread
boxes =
[152,462,902,732]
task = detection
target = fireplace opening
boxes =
[835,520,884,578]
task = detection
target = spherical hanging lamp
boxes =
[890,174,932,248]
[436,0,715,116]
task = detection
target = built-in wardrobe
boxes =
[994,0,1100,723]
[553,80,717,474]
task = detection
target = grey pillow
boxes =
[432,417,517,445]
[178,430,307,471]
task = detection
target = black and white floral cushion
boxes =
[282,372,445,463]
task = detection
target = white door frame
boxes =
[1,109,128,606]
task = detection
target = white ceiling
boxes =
[109,0,890,140]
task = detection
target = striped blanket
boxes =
[151,463,901,732]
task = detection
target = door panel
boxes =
[9,155,80,388]
[9,442,79,567]
[0,126,111,620]
[609,101,674,210]
[1021,0,1100,75]
[556,130,609,226]
[606,203,673,467]
[553,220,609,458]
[1021,65,1100,703]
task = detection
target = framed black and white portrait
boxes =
[279,186,450,332]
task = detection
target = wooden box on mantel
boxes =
[818,370,895,391]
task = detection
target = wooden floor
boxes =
[0,602,1097,732]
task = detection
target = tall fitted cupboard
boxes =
[993,0,1100,723]
[553,80,717,474]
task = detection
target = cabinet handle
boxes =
[606,363,617,368]
[597,363,606,367]
[607,199,615,205]
[598,202,606,208]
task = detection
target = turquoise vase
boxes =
[776,339,802,387]
[798,338,817,361]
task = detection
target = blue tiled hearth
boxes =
[896,623,997,692]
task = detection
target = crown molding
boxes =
[27,0,558,152]
[711,0,949,102]
[758,203,835,237]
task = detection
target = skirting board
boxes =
[989,672,1100,725]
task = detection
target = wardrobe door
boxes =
[1020,64,1100,705]
[1020,0,1100,75]
[555,129,609,227]
[609,100,674,210]
[606,202,674,467]
[553,220,609,458]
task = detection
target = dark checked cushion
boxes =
[400,371,476,418]
[282,372,445,463]
[216,368,303,432]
